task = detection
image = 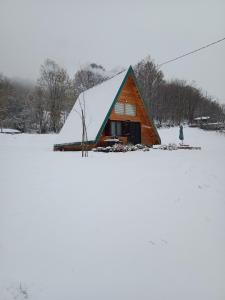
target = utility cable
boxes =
[158,37,225,67]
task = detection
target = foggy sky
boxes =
[0,0,225,103]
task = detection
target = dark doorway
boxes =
[128,122,141,144]
[104,120,141,145]
[123,121,141,144]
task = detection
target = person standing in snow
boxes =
[179,125,184,145]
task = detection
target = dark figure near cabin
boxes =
[179,125,184,144]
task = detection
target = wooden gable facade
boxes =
[98,71,160,146]
[54,66,160,151]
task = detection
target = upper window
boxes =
[114,102,124,115]
[114,102,136,116]
[125,103,136,116]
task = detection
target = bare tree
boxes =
[73,66,103,157]
[78,93,88,157]
[32,87,49,133]
[38,59,71,132]
[0,75,11,131]
[134,56,164,117]
[73,63,107,99]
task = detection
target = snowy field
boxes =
[0,127,225,300]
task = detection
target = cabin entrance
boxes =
[104,120,141,145]
[124,121,141,145]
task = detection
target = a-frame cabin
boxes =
[54,66,161,151]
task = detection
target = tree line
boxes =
[0,57,224,133]
[134,57,225,125]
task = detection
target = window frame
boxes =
[114,102,125,115]
[110,121,122,136]
[114,102,136,117]
[125,103,136,116]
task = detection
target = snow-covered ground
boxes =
[0,127,225,300]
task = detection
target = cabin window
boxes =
[114,102,124,115]
[125,103,136,116]
[114,102,136,116]
[110,121,122,136]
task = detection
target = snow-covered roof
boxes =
[56,69,128,145]
[194,116,210,120]
[0,128,21,134]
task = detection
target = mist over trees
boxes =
[73,63,109,98]
[0,57,224,133]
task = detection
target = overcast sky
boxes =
[0,0,225,103]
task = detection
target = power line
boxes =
[158,37,225,67]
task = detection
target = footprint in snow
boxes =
[161,239,168,245]
[148,240,155,245]
[204,216,212,223]
[148,240,168,246]
[174,198,181,203]
[203,184,210,188]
